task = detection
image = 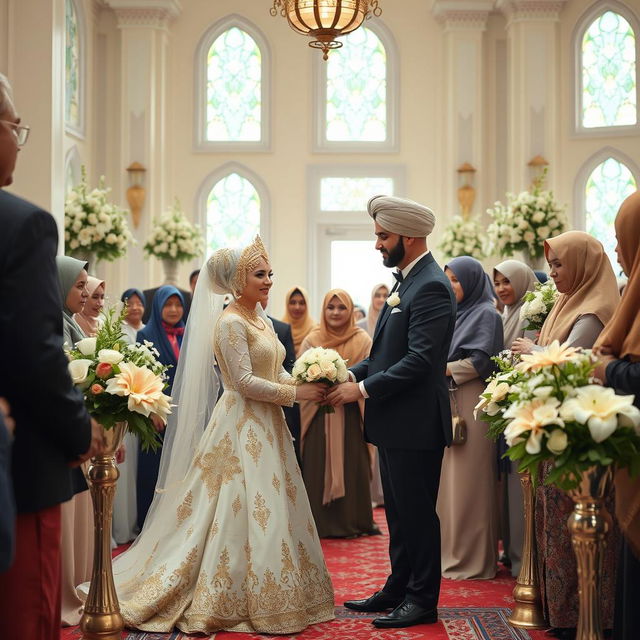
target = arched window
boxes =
[64,146,82,194]
[576,5,638,131]
[195,16,270,151]
[65,0,83,135]
[315,22,398,151]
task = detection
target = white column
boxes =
[432,2,493,220]
[497,0,568,192]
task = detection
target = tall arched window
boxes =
[576,5,638,132]
[195,16,270,151]
[65,0,83,135]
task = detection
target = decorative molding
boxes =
[105,0,181,29]
[432,1,493,31]
[496,0,567,24]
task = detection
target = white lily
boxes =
[68,359,94,385]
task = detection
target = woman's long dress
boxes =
[106,310,335,634]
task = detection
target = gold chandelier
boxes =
[271,0,382,60]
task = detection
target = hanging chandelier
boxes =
[270,0,382,60]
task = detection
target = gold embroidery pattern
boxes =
[245,427,263,465]
[232,495,242,516]
[186,526,194,539]
[213,547,233,589]
[252,492,271,533]
[224,393,237,414]
[272,474,281,494]
[196,433,242,500]
[176,490,193,527]
[285,471,297,506]
[307,519,315,539]
[280,540,295,584]
[208,520,219,541]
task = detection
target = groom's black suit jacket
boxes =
[350,253,456,450]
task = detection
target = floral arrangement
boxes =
[64,167,134,262]
[292,347,349,414]
[66,308,172,451]
[519,280,558,332]
[144,199,204,262]
[476,341,640,490]
[487,171,568,261]
[438,215,486,260]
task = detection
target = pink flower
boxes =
[90,383,104,395]
[96,362,113,379]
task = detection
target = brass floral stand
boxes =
[567,466,613,640]
[508,471,547,629]
[80,422,127,640]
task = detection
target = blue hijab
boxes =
[137,286,185,390]
[446,256,504,361]
[121,288,146,308]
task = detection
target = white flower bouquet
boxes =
[67,308,172,451]
[292,347,349,414]
[487,171,568,261]
[143,199,204,262]
[438,215,486,260]
[64,167,134,262]
[519,280,558,332]
[476,341,640,490]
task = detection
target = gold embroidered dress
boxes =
[110,307,335,634]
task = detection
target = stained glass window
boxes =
[582,11,636,128]
[585,158,637,271]
[206,28,261,141]
[206,173,261,254]
[326,28,387,141]
[320,177,394,211]
[65,0,81,129]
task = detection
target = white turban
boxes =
[368,195,436,237]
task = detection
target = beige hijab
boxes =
[493,260,538,347]
[538,231,619,346]
[282,286,315,355]
[299,289,372,505]
[365,283,389,336]
[74,276,105,337]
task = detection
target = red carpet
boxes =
[62,509,551,639]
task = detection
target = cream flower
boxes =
[516,341,582,373]
[387,292,401,307]
[336,361,349,383]
[97,349,124,365]
[68,359,94,385]
[76,337,97,356]
[547,429,568,455]
[503,397,563,454]
[306,363,322,381]
[474,379,510,418]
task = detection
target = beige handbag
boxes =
[448,385,467,446]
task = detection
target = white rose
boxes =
[69,239,80,250]
[98,349,125,365]
[387,292,401,307]
[523,231,535,243]
[518,219,529,230]
[547,429,568,454]
[76,337,97,355]
[68,359,93,385]
[336,361,349,383]
[537,226,550,238]
[549,218,559,229]
[532,212,545,224]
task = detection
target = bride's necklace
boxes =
[231,301,266,331]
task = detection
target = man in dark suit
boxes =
[0,73,100,640]
[328,195,456,629]
[0,404,14,573]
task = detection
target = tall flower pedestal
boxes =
[80,422,127,640]
[521,251,546,271]
[567,466,613,640]
[162,258,179,286]
[508,472,547,629]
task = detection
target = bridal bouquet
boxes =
[64,166,134,262]
[438,215,486,260]
[476,341,640,490]
[520,280,558,331]
[292,347,349,414]
[66,308,171,451]
[144,199,205,262]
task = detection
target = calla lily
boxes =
[76,337,97,356]
[68,359,94,385]
[98,349,124,365]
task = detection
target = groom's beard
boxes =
[382,237,405,268]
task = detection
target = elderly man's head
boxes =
[0,74,21,187]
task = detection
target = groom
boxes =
[327,195,456,628]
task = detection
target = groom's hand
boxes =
[326,382,362,406]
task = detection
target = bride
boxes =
[84,237,335,634]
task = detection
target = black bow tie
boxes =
[393,271,404,283]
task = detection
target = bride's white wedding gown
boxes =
[101,308,335,634]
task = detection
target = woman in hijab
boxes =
[74,276,105,337]
[299,289,378,538]
[357,283,390,338]
[135,285,185,529]
[437,256,503,579]
[592,192,640,640]
[55,256,93,625]
[511,231,620,639]
[120,288,145,344]
[282,286,315,356]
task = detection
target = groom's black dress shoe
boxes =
[372,601,438,628]
[343,591,403,612]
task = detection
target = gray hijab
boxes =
[56,256,88,348]
[493,259,538,347]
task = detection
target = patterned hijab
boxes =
[282,286,315,354]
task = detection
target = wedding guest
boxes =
[0,71,98,640]
[353,305,366,322]
[492,259,538,576]
[74,276,105,336]
[438,256,503,579]
[282,286,315,356]
[592,191,640,640]
[299,289,378,538]
[142,283,190,324]
[513,231,620,638]
[120,288,146,344]
[189,269,200,295]
[136,285,184,529]
[57,256,89,349]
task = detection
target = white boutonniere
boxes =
[387,292,401,307]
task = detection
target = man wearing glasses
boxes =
[0,73,101,640]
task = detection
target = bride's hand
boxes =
[295,383,328,403]
[511,337,534,355]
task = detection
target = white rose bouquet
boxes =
[143,199,205,262]
[292,347,350,414]
[476,341,640,490]
[67,307,172,451]
[519,280,558,332]
[438,215,487,260]
[64,166,134,262]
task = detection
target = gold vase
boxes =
[80,422,127,640]
[568,466,613,640]
[508,471,547,628]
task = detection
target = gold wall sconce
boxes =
[126,162,146,228]
[457,162,477,218]
[528,155,548,188]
